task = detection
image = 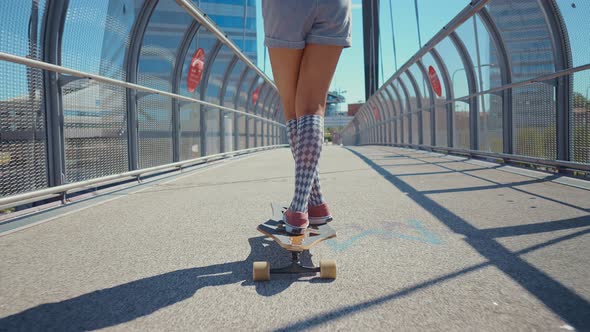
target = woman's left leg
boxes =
[288,44,343,223]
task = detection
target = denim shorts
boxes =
[262,0,352,49]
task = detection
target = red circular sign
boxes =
[252,85,261,105]
[428,65,442,97]
[372,104,380,121]
[187,48,205,93]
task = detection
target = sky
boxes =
[1,1,589,102]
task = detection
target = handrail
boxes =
[0,52,284,127]
[365,143,590,172]
[353,63,590,132]
[0,145,288,211]
[175,0,277,91]
[345,0,490,132]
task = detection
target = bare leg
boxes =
[295,44,343,117]
[290,44,343,213]
[267,48,304,121]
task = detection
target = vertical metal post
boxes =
[373,97,385,143]
[244,76,260,149]
[199,40,224,156]
[124,0,159,170]
[538,0,572,161]
[431,48,454,147]
[383,85,397,144]
[417,60,436,146]
[258,86,274,146]
[252,82,268,147]
[218,55,239,153]
[390,84,404,144]
[405,70,423,145]
[41,0,69,187]
[172,21,201,161]
[450,32,478,150]
[233,67,251,151]
[397,78,412,145]
[477,8,512,154]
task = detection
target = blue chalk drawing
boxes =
[326,219,442,252]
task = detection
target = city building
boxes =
[348,103,363,117]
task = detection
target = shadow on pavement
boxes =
[0,234,324,331]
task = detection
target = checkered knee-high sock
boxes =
[290,115,324,212]
[287,119,325,207]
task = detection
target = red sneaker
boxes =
[308,203,333,225]
[283,210,309,235]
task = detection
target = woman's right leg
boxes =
[268,48,303,122]
[268,47,324,211]
[289,44,343,226]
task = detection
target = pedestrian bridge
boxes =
[1,0,589,330]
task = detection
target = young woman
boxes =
[262,0,352,234]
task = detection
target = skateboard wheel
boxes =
[253,261,270,281]
[320,259,337,279]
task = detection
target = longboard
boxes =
[257,202,336,252]
[253,202,337,281]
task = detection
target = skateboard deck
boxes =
[257,202,336,252]
[253,202,337,281]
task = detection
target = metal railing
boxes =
[342,0,590,172]
[0,1,286,207]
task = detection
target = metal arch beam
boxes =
[538,0,573,162]
[268,92,280,145]
[266,93,277,145]
[377,91,391,143]
[244,75,261,149]
[372,94,387,143]
[381,85,395,121]
[366,102,378,143]
[172,20,201,161]
[358,108,366,143]
[370,99,381,143]
[252,82,269,147]
[41,0,70,187]
[477,7,512,154]
[430,48,454,147]
[372,97,384,143]
[260,85,276,146]
[367,104,376,144]
[390,83,405,144]
[176,0,276,90]
[373,0,490,98]
[360,110,367,143]
[124,0,159,171]
[199,39,224,156]
[258,84,274,146]
[233,66,251,150]
[364,108,372,144]
[396,77,412,144]
[270,91,279,145]
[417,60,436,146]
[449,31,478,150]
[383,84,398,143]
[405,69,424,145]
[218,55,239,153]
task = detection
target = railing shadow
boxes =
[339,146,590,329]
[0,235,319,331]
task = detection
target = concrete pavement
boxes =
[0,146,589,331]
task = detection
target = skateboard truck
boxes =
[270,251,320,275]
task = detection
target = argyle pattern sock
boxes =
[290,115,324,212]
[287,119,325,208]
